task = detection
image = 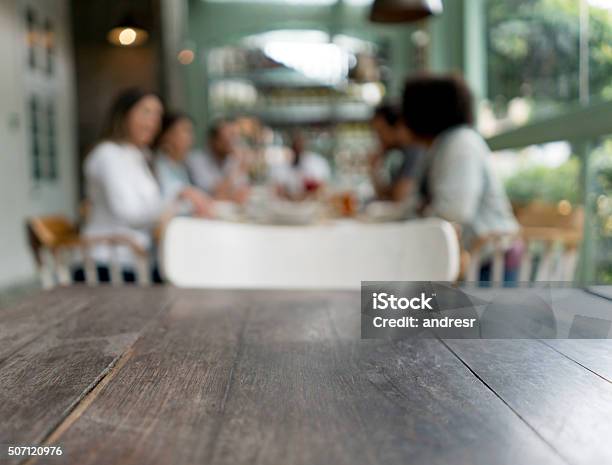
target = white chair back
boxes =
[161,218,460,290]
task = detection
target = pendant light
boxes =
[370,0,443,23]
[107,14,149,47]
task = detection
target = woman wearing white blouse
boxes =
[81,89,209,282]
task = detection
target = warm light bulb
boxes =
[557,200,572,216]
[107,25,148,47]
[177,49,195,65]
[118,28,137,46]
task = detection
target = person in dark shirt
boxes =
[369,104,423,203]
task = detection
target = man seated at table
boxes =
[369,104,424,203]
[186,120,250,204]
[269,131,331,200]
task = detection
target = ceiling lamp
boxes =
[370,0,443,23]
[177,49,195,65]
[107,15,149,47]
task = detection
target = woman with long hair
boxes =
[80,88,207,283]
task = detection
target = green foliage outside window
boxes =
[504,157,580,205]
[488,0,612,117]
[503,144,612,283]
[589,144,612,282]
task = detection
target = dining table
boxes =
[1,285,612,465]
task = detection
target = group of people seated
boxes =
[77,73,519,284]
[76,88,333,283]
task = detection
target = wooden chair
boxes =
[465,202,584,285]
[515,201,583,283]
[26,215,151,289]
[160,217,460,290]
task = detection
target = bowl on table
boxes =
[362,201,410,222]
[246,199,323,225]
[213,201,243,222]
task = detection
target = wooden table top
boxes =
[1,286,612,465]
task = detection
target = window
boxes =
[46,100,57,179]
[484,0,612,134]
[29,95,41,180]
[44,18,54,76]
[28,94,58,182]
[24,5,59,182]
[587,138,612,283]
[25,7,36,69]
[488,134,612,284]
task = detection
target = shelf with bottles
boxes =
[206,34,387,126]
[212,102,373,126]
[207,39,386,84]
[209,81,385,125]
[333,121,378,177]
[207,46,277,78]
[208,68,332,89]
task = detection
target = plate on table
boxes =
[362,201,409,222]
[246,200,323,225]
[213,201,243,221]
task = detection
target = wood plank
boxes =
[0,282,39,310]
[543,340,612,383]
[552,289,612,338]
[585,286,612,301]
[44,289,250,465]
[445,339,612,465]
[49,290,563,465]
[540,290,612,382]
[460,287,612,340]
[0,286,170,464]
[0,287,94,362]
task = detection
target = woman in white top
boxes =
[401,74,520,282]
[81,89,208,283]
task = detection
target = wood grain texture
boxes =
[445,339,612,465]
[0,286,171,463]
[541,289,612,382]
[0,287,93,362]
[551,289,612,338]
[48,290,251,465]
[544,340,612,383]
[585,286,612,301]
[49,290,563,465]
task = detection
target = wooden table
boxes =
[1,286,612,465]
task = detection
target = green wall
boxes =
[428,0,487,100]
[183,0,418,138]
[180,0,489,137]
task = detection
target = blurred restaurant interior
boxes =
[2,0,612,296]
